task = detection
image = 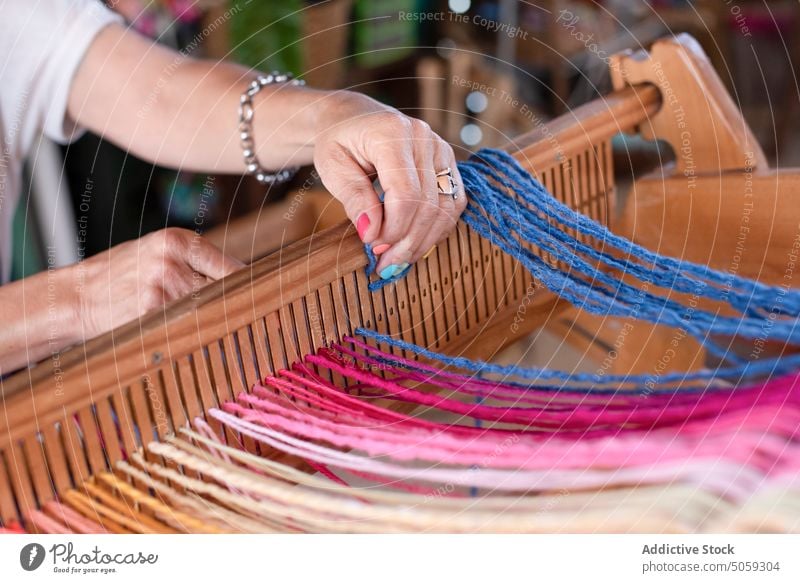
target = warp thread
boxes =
[363,147,800,384]
[111,335,800,533]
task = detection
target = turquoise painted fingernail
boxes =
[379,264,400,280]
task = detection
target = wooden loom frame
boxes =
[0,35,792,530]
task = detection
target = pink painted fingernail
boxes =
[372,244,391,255]
[356,213,370,241]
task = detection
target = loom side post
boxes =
[610,33,768,175]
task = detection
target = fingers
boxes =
[407,145,467,264]
[376,130,467,275]
[369,130,424,249]
[78,228,242,339]
[314,104,468,280]
[374,119,439,275]
[187,238,244,280]
[159,258,198,301]
[142,228,243,305]
[314,143,385,244]
[155,228,244,280]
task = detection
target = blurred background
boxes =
[14,0,800,279]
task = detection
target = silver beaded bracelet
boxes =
[238,72,305,185]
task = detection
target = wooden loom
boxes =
[0,35,795,531]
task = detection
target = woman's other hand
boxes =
[0,227,242,372]
[76,227,243,337]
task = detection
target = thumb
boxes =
[186,238,245,280]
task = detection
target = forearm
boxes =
[66,22,466,278]
[68,23,332,173]
[0,267,79,373]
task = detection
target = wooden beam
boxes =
[619,170,800,287]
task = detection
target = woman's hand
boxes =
[312,92,467,278]
[75,227,243,337]
[0,227,242,373]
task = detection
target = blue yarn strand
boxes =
[359,147,800,386]
[354,326,800,393]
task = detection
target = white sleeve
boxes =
[0,0,123,153]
